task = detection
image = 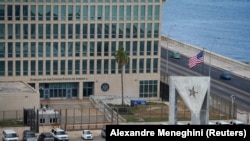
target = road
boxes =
[162,47,250,111]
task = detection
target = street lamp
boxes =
[166,25,176,74]
[208,37,220,76]
[231,95,236,119]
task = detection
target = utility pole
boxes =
[166,25,176,75]
[209,37,220,76]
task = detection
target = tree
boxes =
[114,46,130,106]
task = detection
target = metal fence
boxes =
[0,95,248,130]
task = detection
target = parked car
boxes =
[81,130,93,140]
[37,132,54,141]
[220,71,232,80]
[101,126,106,138]
[230,120,245,125]
[2,129,19,141]
[170,51,181,59]
[22,130,37,141]
[50,128,69,141]
[216,120,230,125]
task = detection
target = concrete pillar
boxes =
[78,82,83,99]
[169,78,177,125]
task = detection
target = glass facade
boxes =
[0,0,162,99]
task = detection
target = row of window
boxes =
[0,4,160,21]
[2,0,160,3]
[0,41,159,58]
[0,58,158,76]
[0,22,159,39]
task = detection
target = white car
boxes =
[50,128,69,141]
[81,130,93,140]
[2,129,19,141]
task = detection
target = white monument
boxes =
[168,76,210,125]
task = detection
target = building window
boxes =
[8,43,13,57]
[31,60,36,76]
[153,41,159,56]
[68,42,73,57]
[140,41,144,56]
[16,61,20,76]
[97,59,101,74]
[89,59,94,74]
[53,42,58,57]
[104,59,109,74]
[68,60,73,75]
[53,60,58,75]
[104,42,109,56]
[82,42,87,57]
[0,43,4,58]
[139,59,144,73]
[40,118,45,124]
[38,24,43,39]
[75,60,80,75]
[61,60,65,75]
[23,60,28,76]
[75,42,80,57]
[8,61,13,76]
[146,58,151,73]
[46,60,50,75]
[82,60,87,74]
[139,80,158,98]
[153,58,158,73]
[147,41,151,56]
[31,42,36,58]
[38,60,43,75]
[61,24,66,39]
[53,24,58,39]
[89,42,95,56]
[97,42,102,56]
[0,24,4,39]
[0,61,4,76]
[111,59,116,74]
[61,42,65,57]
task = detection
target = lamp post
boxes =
[208,37,220,76]
[166,25,176,75]
[231,95,236,119]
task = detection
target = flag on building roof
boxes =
[188,51,204,69]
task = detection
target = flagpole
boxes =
[202,48,204,75]
[209,37,220,76]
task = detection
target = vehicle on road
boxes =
[2,129,19,141]
[101,126,106,138]
[22,130,37,141]
[81,130,93,140]
[216,120,230,125]
[170,51,181,59]
[51,128,69,141]
[230,120,245,125]
[37,132,54,141]
[220,71,232,80]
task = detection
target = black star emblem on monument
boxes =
[189,86,198,98]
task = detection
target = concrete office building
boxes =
[0,0,164,100]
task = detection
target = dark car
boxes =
[220,71,232,80]
[170,51,181,59]
[37,132,54,141]
[22,130,37,141]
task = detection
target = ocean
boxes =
[162,0,250,63]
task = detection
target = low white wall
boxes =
[161,35,250,78]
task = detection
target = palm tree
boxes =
[114,46,130,106]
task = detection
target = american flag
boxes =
[188,51,204,69]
